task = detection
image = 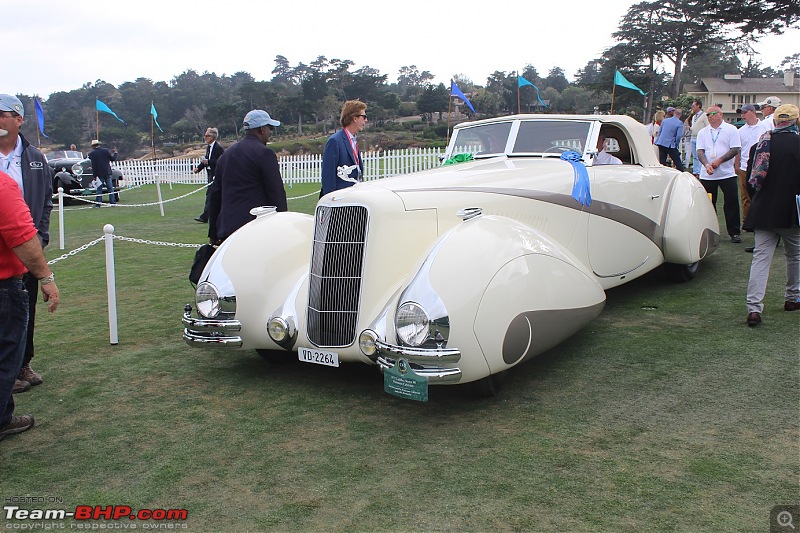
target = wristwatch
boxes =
[38,273,55,285]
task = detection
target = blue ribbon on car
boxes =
[561,150,591,207]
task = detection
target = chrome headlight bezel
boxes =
[395,302,431,347]
[72,163,84,176]
[195,282,221,318]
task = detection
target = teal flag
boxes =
[517,76,548,107]
[96,99,126,124]
[450,81,476,113]
[614,70,647,96]
[151,102,163,132]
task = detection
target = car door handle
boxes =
[650,195,660,199]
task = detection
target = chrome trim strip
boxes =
[592,255,650,278]
[182,329,243,348]
[182,309,241,332]
[373,355,462,384]
[374,339,461,362]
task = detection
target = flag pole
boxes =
[611,80,616,115]
[446,81,453,145]
[96,107,100,141]
[35,96,41,148]
[517,75,522,114]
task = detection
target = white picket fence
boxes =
[114,147,445,187]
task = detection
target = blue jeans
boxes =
[691,139,701,175]
[0,278,29,427]
[95,175,116,204]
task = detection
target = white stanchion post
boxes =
[103,224,119,345]
[155,173,165,217]
[58,187,65,250]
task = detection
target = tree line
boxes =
[16,0,797,157]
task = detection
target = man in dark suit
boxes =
[193,127,224,223]
[0,94,54,393]
[207,110,287,243]
[88,139,118,206]
[321,100,367,197]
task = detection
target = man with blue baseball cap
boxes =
[0,94,53,394]
[207,109,287,243]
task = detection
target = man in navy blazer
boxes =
[207,109,287,243]
[321,100,368,197]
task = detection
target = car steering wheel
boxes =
[544,145,573,153]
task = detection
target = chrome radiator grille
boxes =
[307,205,368,347]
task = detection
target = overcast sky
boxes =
[7,0,799,99]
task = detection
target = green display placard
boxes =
[384,358,428,402]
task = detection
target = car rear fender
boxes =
[661,173,720,264]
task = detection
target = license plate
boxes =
[298,347,340,367]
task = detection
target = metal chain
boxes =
[47,237,105,265]
[113,235,206,248]
[57,182,210,208]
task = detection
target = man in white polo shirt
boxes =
[735,103,768,251]
[756,96,780,131]
[696,105,742,243]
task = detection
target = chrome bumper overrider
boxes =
[182,308,243,348]
[371,339,462,384]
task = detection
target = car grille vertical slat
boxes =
[307,206,368,347]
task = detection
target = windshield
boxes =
[449,119,593,159]
[46,151,83,161]
[450,122,513,157]
[512,121,590,154]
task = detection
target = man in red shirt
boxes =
[0,171,60,442]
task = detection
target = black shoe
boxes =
[731,235,742,243]
[746,312,762,327]
[744,246,754,253]
[194,217,207,223]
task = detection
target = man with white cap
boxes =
[756,96,781,131]
[87,139,118,206]
[0,94,53,393]
[207,110,287,243]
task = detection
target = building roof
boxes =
[686,76,800,94]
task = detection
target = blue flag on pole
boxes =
[151,102,163,132]
[34,97,49,139]
[517,76,548,108]
[96,99,126,124]
[450,81,476,113]
[614,70,647,96]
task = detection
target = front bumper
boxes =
[370,339,463,384]
[182,306,243,348]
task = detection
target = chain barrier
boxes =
[287,188,321,200]
[57,182,210,208]
[47,237,105,265]
[47,234,204,267]
[113,235,205,248]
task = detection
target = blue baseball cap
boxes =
[0,94,24,118]
[243,109,280,129]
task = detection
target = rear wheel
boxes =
[664,261,699,282]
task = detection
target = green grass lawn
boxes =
[4,183,798,532]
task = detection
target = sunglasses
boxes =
[706,112,721,116]
[356,114,368,119]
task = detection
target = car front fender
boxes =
[422,214,606,381]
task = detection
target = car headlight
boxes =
[395,302,430,347]
[72,163,83,176]
[195,282,220,318]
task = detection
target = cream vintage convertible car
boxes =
[182,114,719,398]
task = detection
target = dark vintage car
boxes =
[46,150,123,201]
